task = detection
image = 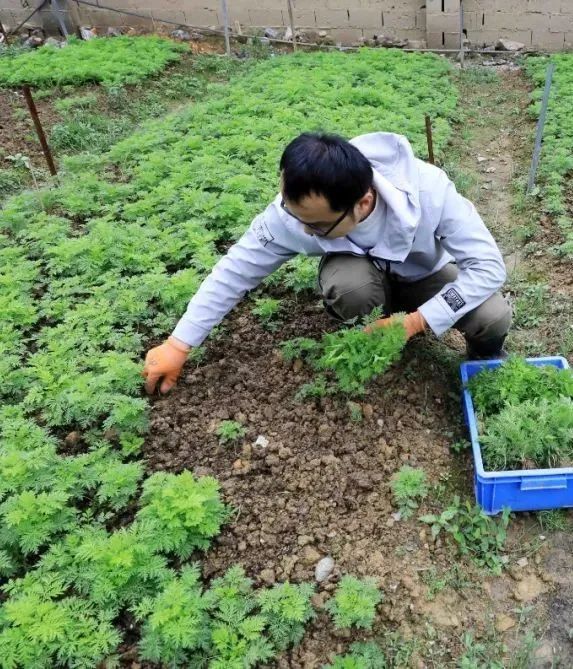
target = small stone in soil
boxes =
[495,613,516,633]
[513,574,545,602]
[255,435,269,449]
[315,556,335,583]
[301,545,321,565]
[259,568,276,585]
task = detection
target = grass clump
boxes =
[421,497,510,574]
[323,641,388,669]
[325,575,382,630]
[390,466,429,518]
[0,36,185,88]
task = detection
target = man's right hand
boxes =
[143,336,191,394]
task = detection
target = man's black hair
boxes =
[279,132,373,213]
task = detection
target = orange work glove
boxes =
[143,336,190,394]
[365,310,427,340]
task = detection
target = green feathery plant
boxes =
[325,575,382,630]
[318,320,407,395]
[390,466,429,518]
[256,582,315,651]
[136,471,230,558]
[216,420,246,445]
[323,641,388,669]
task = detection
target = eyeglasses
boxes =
[280,199,350,237]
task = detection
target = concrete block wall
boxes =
[1,0,573,51]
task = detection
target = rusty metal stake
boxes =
[22,85,58,176]
[425,115,435,165]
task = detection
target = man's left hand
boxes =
[365,310,427,340]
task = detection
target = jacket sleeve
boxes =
[171,205,315,346]
[418,178,507,337]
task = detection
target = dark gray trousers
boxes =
[318,255,512,356]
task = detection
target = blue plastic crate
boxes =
[460,356,573,515]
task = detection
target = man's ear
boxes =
[357,188,374,211]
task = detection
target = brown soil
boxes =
[145,297,476,666]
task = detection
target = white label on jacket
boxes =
[254,218,275,247]
[441,287,466,312]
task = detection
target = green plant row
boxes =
[468,356,573,470]
[1,466,229,666]
[525,54,573,257]
[0,49,459,664]
[0,36,186,88]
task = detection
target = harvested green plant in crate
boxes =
[468,356,573,416]
[468,357,573,470]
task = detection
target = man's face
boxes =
[281,189,374,240]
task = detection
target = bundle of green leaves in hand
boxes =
[318,319,407,395]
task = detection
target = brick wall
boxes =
[2,0,573,52]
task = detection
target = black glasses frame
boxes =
[280,199,351,237]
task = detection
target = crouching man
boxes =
[143,131,511,393]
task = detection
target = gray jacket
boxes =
[172,132,506,346]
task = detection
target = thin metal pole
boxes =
[22,85,58,176]
[286,0,297,51]
[51,0,69,38]
[527,62,555,194]
[0,18,9,44]
[220,0,231,56]
[459,0,465,68]
[425,115,435,165]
